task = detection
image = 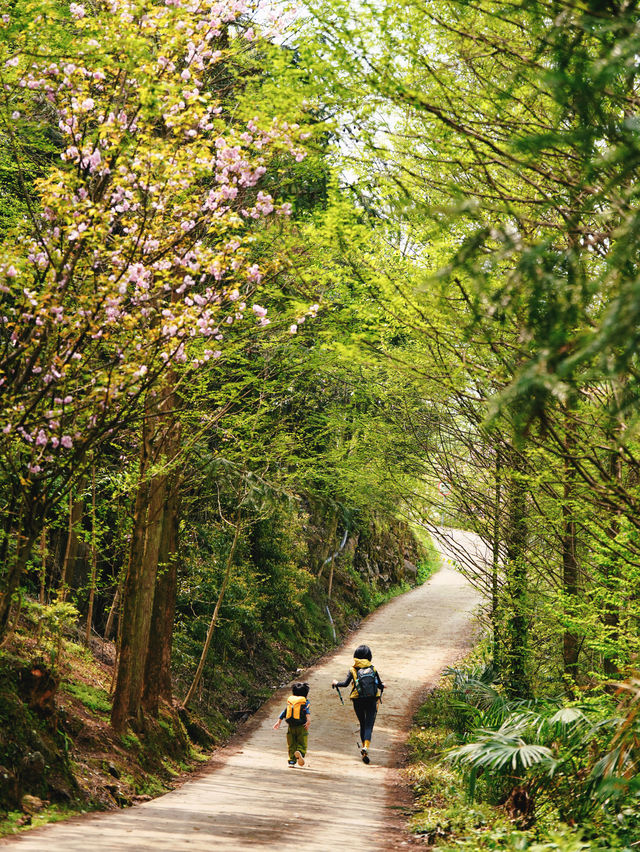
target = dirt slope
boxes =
[1,534,481,851]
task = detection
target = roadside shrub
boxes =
[444,664,640,843]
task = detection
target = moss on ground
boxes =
[0,630,213,838]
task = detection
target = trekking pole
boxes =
[333,684,344,705]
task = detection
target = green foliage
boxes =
[408,687,511,845]
[299,0,640,706]
[22,599,80,670]
[432,826,600,852]
[0,805,78,839]
[120,732,141,752]
[408,662,640,849]
[63,682,111,716]
[441,663,640,843]
[416,541,440,585]
[173,487,421,726]
[0,649,78,813]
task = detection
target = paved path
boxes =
[2,534,482,851]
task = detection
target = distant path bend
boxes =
[3,529,483,851]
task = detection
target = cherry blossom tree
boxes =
[0,0,308,640]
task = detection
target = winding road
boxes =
[2,529,482,851]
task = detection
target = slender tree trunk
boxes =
[0,591,22,649]
[0,513,37,638]
[328,556,335,600]
[0,537,37,636]
[318,510,339,578]
[0,489,17,586]
[59,480,86,602]
[104,583,121,641]
[492,448,502,668]
[182,513,242,709]
[562,415,579,685]
[503,447,530,698]
[40,527,47,605]
[59,491,73,602]
[86,465,97,644]
[603,448,622,678]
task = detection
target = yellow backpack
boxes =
[285,695,308,727]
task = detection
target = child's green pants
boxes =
[287,725,308,759]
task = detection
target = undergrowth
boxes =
[405,655,640,851]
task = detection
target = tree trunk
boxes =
[111,377,183,730]
[86,465,97,644]
[182,513,242,709]
[111,391,165,731]
[0,508,38,639]
[503,448,530,698]
[0,489,17,591]
[603,447,622,678]
[142,454,181,714]
[40,527,47,605]
[327,556,335,600]
[110,466,152,729]
[104,583,121,641]
[0,535,37,637]
[562,416,579,685]
[492,448,502,668]
[59,479,86,602]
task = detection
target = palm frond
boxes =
[447,732,555,773]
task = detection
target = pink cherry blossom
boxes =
[247,265,262,283]
[0,0,313,485]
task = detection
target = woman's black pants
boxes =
[352,696,378,744]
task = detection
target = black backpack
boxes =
[354,665,378,698]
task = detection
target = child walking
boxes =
[273,681,310,767]
[332,644,384,764]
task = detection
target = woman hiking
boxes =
[332,644,384,764]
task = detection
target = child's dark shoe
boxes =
[288,759,296,767]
